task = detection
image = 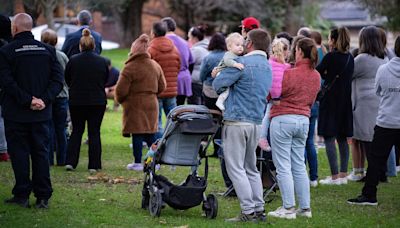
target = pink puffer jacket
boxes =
[269,57,291,99]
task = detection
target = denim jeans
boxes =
[0,106,7,153]
[304,103,318,181]
[157,98,176,138]
[131,134,156,163]
[270,114,310,209]
[386,147,397,177]
[49,98,68,165]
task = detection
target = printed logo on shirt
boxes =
[15,45,46,52]
[388,88,400,92]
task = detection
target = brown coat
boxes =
[148,36,180,98]
[115,53,166,136]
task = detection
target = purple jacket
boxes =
[166,34,194,96]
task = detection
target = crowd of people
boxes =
[0,10,399,224]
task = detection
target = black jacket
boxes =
[0,31,63,122]
[316,50,354,137]
[65,51,109,106]
[61,27,102,58]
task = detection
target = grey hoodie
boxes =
[190,39,209,84]
[375,57,400,128]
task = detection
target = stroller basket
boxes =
[155,174,206,210]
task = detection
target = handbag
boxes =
[316,54,351,101]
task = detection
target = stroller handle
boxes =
[171,108,222,120]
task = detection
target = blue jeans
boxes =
[49,98,68,166]
[0,106,7,152]
[156,98,176,138]
[270,114,310,209]
[387,147,397,177]
[304,103,318,181]
[131,134,156,163]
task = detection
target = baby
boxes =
[213,33,245,111]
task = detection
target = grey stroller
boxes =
[141,105,222,218]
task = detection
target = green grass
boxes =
[102,49,130,70]
[0,49,399,227]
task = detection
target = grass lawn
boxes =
[0,49,399,227]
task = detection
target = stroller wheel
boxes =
[149,190,162,217]
[203,194,218,219]
[141,188,149,209]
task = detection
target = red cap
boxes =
[241,17,260,30]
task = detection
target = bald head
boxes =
[12,13,33,37]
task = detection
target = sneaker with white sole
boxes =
[295,208,312,218]
[319,176,342,185]
[310,180,318,187]
[65,165,74,171]
[347,195,378,206]
[126,163,143,171]
[340,177,348,185]
[396,166,400,173]
[347,172,364,181]
[268,206,296,219]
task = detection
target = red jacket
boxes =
[148,36,180,98]
[270,59,321,119]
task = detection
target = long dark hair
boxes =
[359,26,385,59]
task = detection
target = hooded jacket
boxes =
[190,39,209,84]
[148,36,180,98]
[375,57,400,129]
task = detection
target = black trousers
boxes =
[4,120,53,200]
[187,83,204,105]
[66,105,106,169]
[362,125,400,200]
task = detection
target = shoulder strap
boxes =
[325,53,351,90]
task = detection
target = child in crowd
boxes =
[258,38,291,151]
[213,33,245,111]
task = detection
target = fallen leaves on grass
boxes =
[87,172,141,185]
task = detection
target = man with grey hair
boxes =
[62,10,102,58]
[0,13,63,209]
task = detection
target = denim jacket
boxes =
[200,50,225,86]
[212,50,272,124]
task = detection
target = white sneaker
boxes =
[65,165,74,171]
[396,166,400,173]
[268,206,296,219]
[319,176,342,185]
[347,172,364,181]
[310,180,318,187]
[126,163,143,171]
[340,177,348,185]
[295,208,312,218]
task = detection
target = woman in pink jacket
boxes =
[259,38,291,151]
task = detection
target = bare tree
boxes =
[36,0,60,29]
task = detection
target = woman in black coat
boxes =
[316,27,354,185]
[64,28,109,173]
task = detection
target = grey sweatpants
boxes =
[222,124,264,214]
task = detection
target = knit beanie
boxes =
[130,34,150,54]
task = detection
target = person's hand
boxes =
[258,137,271,152]
[233,63,244,70]
[272,100,281,105]
[211,67,221,78]
[30,96,45,110]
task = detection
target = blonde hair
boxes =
[271,38,288,63]
[79,28,95,52]
[225,32,243,50]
